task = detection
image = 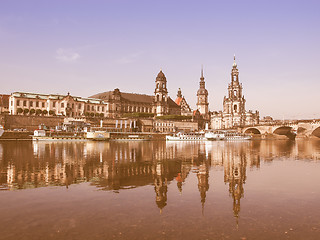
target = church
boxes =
[210,56,259,129]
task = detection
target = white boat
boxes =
[166,132,206,141]
[205,130,252,141]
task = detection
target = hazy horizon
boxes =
[1,0,319,119]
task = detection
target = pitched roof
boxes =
[90,90,180,108]
[175,97,182,106]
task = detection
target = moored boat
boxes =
[205,130,252,141]
[166,132,206,141]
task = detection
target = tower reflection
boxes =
[0,139,319,217]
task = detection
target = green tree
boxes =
[42,110,48,115]
[100,113,104,118]
[85,112,90,117]
[29,109,35,115]
[95,112,100,117]
[23,109,29,115]
[90,112,94,117]
[35,109,42,115]
[17,108,23,114]
[49,110,55,115]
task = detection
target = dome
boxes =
[156,70,166,82]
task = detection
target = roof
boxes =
[91,90,180,108]
[175,97,182,106]
[11,92,106,105]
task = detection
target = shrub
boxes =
[155,115,192,120]
[100,113,104,118]
[85,112,90,117]
[90,112,94,117]
[29,109,35,115]
[35,109,42,115]
[122,112,155,118]
[95,112,100,117]
[23,109,29,115]
[49,110,55,115]
[42,110,48,115]
[17,108,23,114]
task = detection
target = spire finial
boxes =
[201,65,204,78]
[233,54,237,67]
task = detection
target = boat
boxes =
[33,129,88,141]
[166,132,206,141]
[205,130,252,141]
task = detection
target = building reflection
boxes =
[0,139,320,217]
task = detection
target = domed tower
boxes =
[154,70,168,116]
[196,67,209,116]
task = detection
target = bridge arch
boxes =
[311,126,320,138]
[244,128,261,134]
[273,126,295,140]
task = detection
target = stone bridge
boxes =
[242,121,320,139]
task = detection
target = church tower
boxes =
[154,70,168,116]
[196,67,209,116]
[223,55,246,127]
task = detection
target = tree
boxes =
[95,112,100,117]
[100,113,104,118]
[23,109,29,115]
[30,109,35,115]
[35,109,42,115]
[49,110,55,115]
[17,108,23,114]
[90,112,94,117]
[85,112,90,117]
[42,110,48,115]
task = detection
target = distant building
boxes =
[175,88,192,116]
[196,67,209,117]
[0,94,9,114]
[9,92,108,117]
[211,56,259,129]
[91,70,181,117]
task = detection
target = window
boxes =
[53,102,56,107]
[61,103,64,108]
[102,106,104,111]
[78,104,81,109]
[87,105,90,111]
[30,101,33,107]
[72,103,74,108]
[42,102,45,108]
[97,106,100,111]
[36,101,39,107]
[17,100,20,106]
[234,105,237,112]
[23,100,26,107]
[91,106,94,111]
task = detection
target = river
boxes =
[0,139,320,239]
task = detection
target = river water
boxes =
[0,140,320,240]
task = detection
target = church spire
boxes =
[233,54,237,68]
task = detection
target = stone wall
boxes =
[3,115,64,131]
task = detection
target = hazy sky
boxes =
[0,0,319,119]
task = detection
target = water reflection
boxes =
[1,140,320,219]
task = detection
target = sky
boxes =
[0,0,319,119]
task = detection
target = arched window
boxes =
[162,83,165,88]
[234,105,237,112]
[157,95,160,102]
[234,90,237,97]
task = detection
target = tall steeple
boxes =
[197,66,209,116]
[154,70,168,116]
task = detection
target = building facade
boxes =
[90,70,181,117]
[9,92,108,117]
[175,88,192,116]
[210,56,259,129]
